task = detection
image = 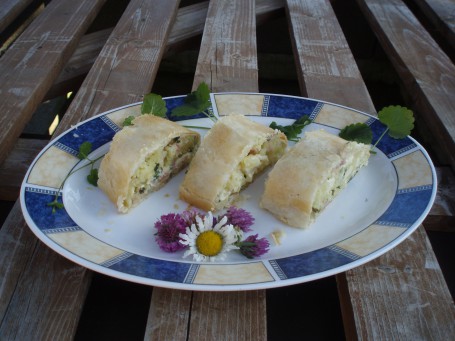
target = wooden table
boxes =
[1,0,454,339]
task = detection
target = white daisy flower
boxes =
[179,212,238,262]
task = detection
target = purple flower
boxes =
[238,234,270,259]
[154,213,187,252]
[180,207,206,226]
[224,206,254,232]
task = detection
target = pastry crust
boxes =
[260,130,370,228]
[179,114,287,211]
[98,115,200,213]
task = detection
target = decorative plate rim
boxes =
[19,92,437,291]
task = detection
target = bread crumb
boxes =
[271,230,286,245]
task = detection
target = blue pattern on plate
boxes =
[108,254,191,282]
[24,188,76,230]
[273,247,352,278]
[19,93,436,289]
[164,96,208,121]
[375,187,433,227]
[57,117,116,153]
[370,120,416,157]
[265,95,320,119]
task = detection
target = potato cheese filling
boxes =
[260,130,370,228]
[97,115,200,213]
[126,136,197,209]
[312,142,370,215]
[217,136,283,204]
[179,114,288,212]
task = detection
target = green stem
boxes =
[371,127,389,152]
[48,154,105,213]
[183,125,211,130]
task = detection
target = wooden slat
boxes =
[356,0,455,171]
[339,226,455,339]
[0,138,48,201]
[410,0,455,49]
[0,0,107,166]
[192,0,259,92]
[285,0,455,339]
[285,0,376,115]
[146,1,266,340]
[45,0,284,100]
[0,0,35,33]
[0,0,181,339]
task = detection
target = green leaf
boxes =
[141,93,167,117]
[269,115,312,141]
[77,141,92,160]
[378,105,414,139]
[171,82,211,117]
[339,123,373,144]
[47,200,64,213]
[87,168,98,187]
[122,115,135,126]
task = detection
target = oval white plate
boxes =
[20,93,437,291]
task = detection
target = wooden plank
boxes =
[410,0,455,49]
[0,0,107,166]
[425,166,455,232]
[285,0,455,339]
[0,0,35,33]
[0,138,48,201]
[144,288,192,341]
[339,226,455,340]
[285,0,376,115]
[0,1,181,339]
[193,0,259,92]
[356,0,455,171]
[45,0,284,100]
[146,1,266,340]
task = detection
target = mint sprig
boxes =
[171,82,216,122]
[123,93,167,126]
[339,122,373,144]
[48,141,102,213]
[269,115,312,142]
[339,105,414,152]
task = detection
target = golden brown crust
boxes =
[179,114,287,211]
[98,115,200,213]
[260,130,369,228]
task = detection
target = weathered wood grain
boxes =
[285,0,376,115]
[0,0,180,339]
[189,291,267,340]
[410,0,455,49]
[146,1,266,340]
[144,288,192,341]
[46,0,284,100]
[0,138,48,201]
[339,226,455,340]
[286,0,455,339]
[0,0,107,166]
[0,0,35,33]
[193,0,259,92]
[356,0,455,171]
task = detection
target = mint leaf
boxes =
[87,168,98,186]
[269,115,312,141]
[141,93,167,117]
[122,115,135,126]
[339,123,373,144]
[171,82,211,117]
[378,105,414,139]
[77,141,92,160]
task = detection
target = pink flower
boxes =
[237,234,270,259]
[224,206,255,232]
[154,213,187,252]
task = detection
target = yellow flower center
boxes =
[196,230,223,257]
